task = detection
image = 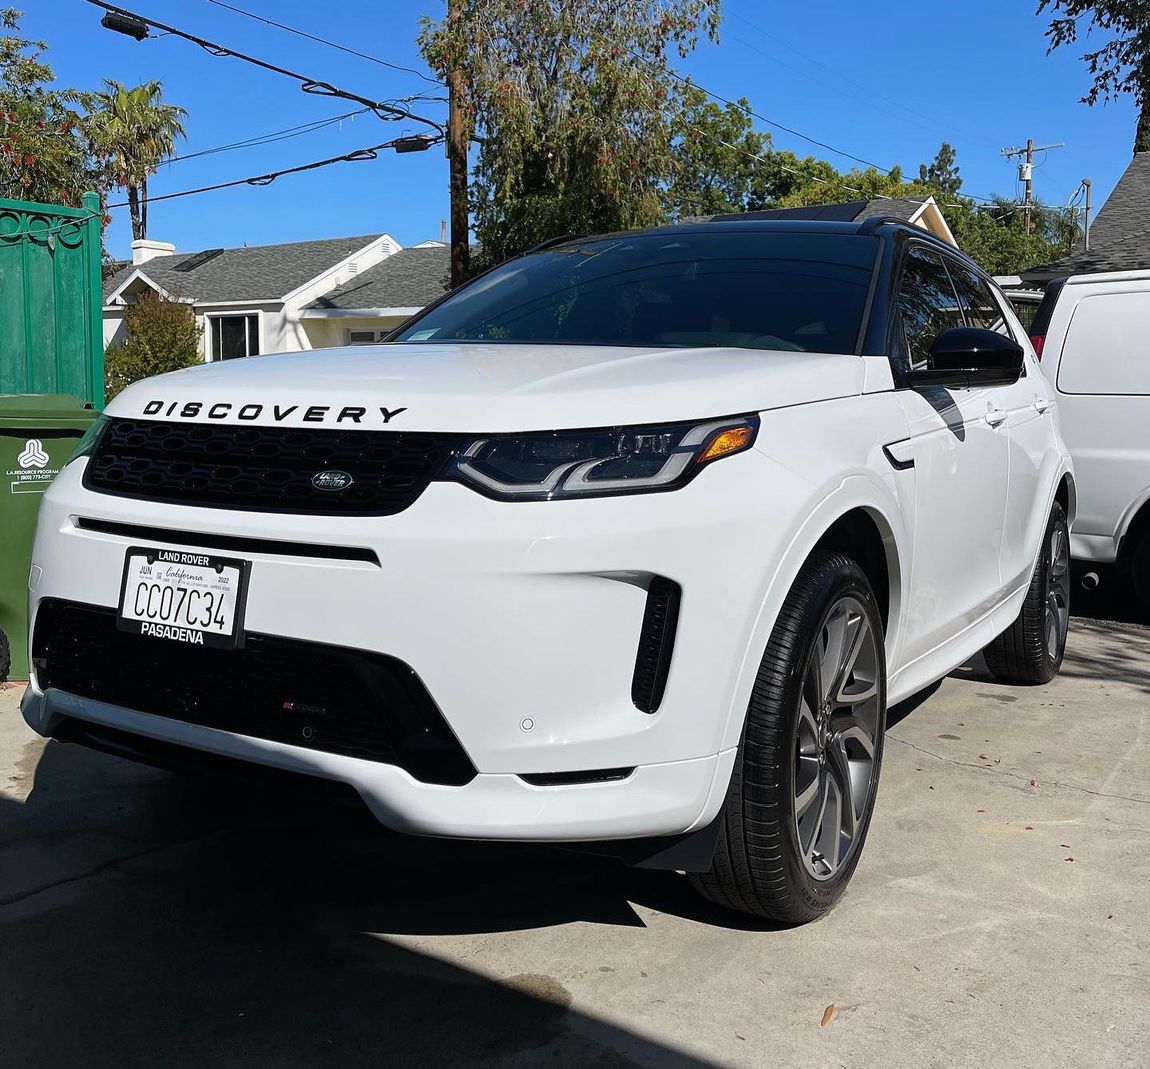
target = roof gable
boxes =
[306,245,450,312]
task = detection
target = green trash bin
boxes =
[0,394,100,681]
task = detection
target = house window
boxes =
[346,329,389,345]
[210,314,260,360]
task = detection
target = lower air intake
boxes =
[631,577,681,713]
[33,599,476,786]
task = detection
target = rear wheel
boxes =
[983,502,1069,685]
[689,551,886,923]
[0,628,8,682]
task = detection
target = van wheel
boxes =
[689,551,886,923]
[0,628,9,683]
[983,502,1069,685]
[1132,536,1150,615]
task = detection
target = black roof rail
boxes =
[524,233,585,255]
[857,215,906,236]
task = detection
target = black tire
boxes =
[689,551,887,924]
[0,628,9,683]
[983,501,1070,685]
[1132,535,1150,615]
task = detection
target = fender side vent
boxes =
[631,577,681,714]
[520,767,634,787]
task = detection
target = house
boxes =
[102,234,449,359]
[708,195,957,245]
[1021,152,1150,284]
[299,242,450,345]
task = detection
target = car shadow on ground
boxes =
[0,733,769,1067]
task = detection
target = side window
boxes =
[897,246,964,369]
[948,263,1010,336]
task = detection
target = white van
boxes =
[1031,270,1150,609]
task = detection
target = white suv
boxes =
[1029,270,1150,610]
[23,219,1074,922]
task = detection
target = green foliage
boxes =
[105,293,202,401]
[1038,1,1150,151]
[419,0,720,266]
[664,86,772,217]
[88,79,187,241]
[0,8,104,204]
[918,142,962,197]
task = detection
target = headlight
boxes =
[65,414,109,467]
[447,415,758,500]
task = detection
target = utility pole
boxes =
[1082,178,1092,252]
[446,0,470,289]
[1001,139,1065,235]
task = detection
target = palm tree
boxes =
[90,80,186,241]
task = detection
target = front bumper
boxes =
[24,451,800,840]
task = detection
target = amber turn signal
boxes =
[697,424,755,464]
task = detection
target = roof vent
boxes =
[347,262,358,276]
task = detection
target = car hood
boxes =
[110,342,866,433]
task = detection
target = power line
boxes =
[637,52,896,173]
[87,1,444,133]
[165,107,371,164]
[105,135,440,209]
[201,0,441,86]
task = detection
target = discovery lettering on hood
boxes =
[141,400,408,424]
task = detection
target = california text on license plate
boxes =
[116,547,249,649]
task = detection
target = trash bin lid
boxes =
[0,393,99,428]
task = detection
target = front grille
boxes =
[85,418,460,515]
[34,600,476,786]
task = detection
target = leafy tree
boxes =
[918,141,962,196]
[89,80,186,241]
[1038,1,1150,152]
[0,8,103,204]
[665,86,772,217]
[419,0,720,266]
[104,292,202,400]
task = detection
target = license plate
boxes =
[117,547,249,649]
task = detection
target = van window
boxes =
[1057,291,1150,395]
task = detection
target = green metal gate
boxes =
[0,191,104,407]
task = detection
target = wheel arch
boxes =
[1117,488,1150,563]
[712,479,908,760]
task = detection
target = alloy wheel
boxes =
[1046,522,1070,660]
[793,596,882,881]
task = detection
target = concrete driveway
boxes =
[2,618,1148,1068]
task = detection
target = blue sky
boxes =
[27,0,1140,259]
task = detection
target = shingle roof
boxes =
[306,245,449,311]
[103,234,382,303]
[1022,153,1150,282]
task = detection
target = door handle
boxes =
[985,406,1007,427]
[1034,398,1054,414]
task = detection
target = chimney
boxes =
[132,239,176,265]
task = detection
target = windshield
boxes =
[394,230,877,355]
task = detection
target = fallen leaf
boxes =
[978,753,989,760]
[1065,857,1074,862]
[821,1004,835,1027]
[1029,779,1040,787]
[977,808,986,813]
[1060,843,1071,848]
[1108,914,1114,920]
[1024,825,1034,831]
[735,1034,746,1041]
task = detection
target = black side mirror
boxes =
[908,327,1025,388]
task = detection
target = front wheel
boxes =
[983,501,1070,685]
[689,551,886,923]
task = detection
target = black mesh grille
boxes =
[631,578,681,714]
[34,600,476,786]
[84,418,460,515]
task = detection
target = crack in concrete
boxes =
[887,734,1150,807]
